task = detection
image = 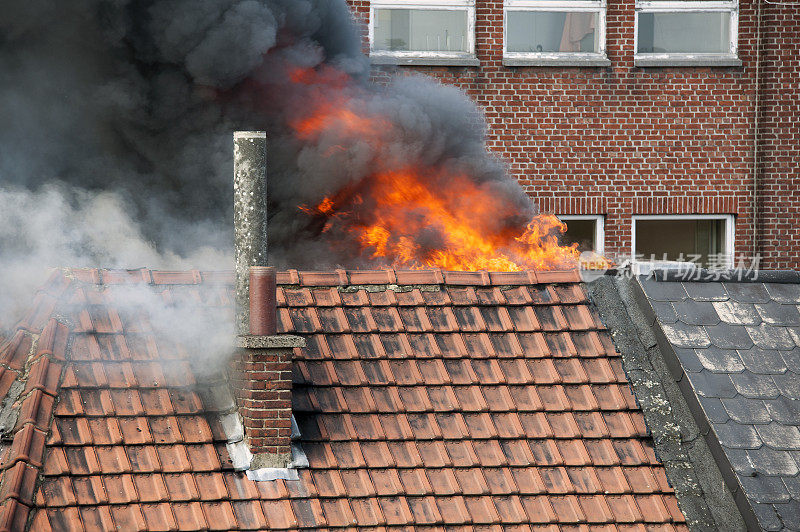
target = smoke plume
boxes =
[0,0,546,330]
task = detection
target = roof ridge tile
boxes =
[443,271,492,286]
[395,269,444,285]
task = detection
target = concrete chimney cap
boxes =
[234,131,267,139]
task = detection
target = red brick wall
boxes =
[230,347,293,461]
[347,0,800,269]
[756,2,800,269]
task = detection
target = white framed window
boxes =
[503,0,610,67]
[632,214,735,271]
[369,0,478,66]
[559,215,605,254]
[634,0,741,67]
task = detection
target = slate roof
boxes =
[0,268,689,530]
[638,274,800,531]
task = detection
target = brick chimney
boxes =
[231,131,304,469]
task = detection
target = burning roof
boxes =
[0,268,689,530]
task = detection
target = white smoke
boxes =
[0,185,231,331]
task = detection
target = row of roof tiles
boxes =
[61,268,581,288]
[297,332,612,360]
[30,498,688,531]
[278,305,599,334]
[292,384,639,415]
[294,356,626,386]
[39,465,673,504]
[280,284,588,308]
[642,281,800,304]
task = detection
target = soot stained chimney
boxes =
[233,131,268,336]
[232,131,304,469]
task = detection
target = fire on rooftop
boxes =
[286,66,606,272]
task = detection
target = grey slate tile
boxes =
[765,396,800,426]
[780,348,800,370]
[696,348,745,373]
[640,278,688,302]
[782,475,800,499]
[674,347,704,373]
[706,323,755,350]
[752,502,785,531]
[712,301,762,326]
[739,348,788,375]
[789,328,800,348]
[748,324,798,350]
[651,301,678,323]
[766,283,800,304]
[730,371,781,399]
[699,396,731,423]
[739,474,791,503]
[756,303,800,326]
[722,397,773,424]
[689,371,738,399]
[746,448,800,476]
[724,283,772,303]
[775,502,800,530]
[756,423,800,450]
[726,448,756,476]
[683,281,729,302]
[773,374,800,400]
[661,322,711,348]
[714,420,763,449]
[673,300,721,326]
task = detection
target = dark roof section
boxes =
[0,268,690,530]
[636,272,800,531]
[652,269,800,284]
[588,275,748,531]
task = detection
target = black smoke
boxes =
[0,0,534,271]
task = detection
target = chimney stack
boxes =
[233,131,269,336]
[232,131,304,469]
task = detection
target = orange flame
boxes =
[289,66,611,271]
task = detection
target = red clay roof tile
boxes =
[38,477,76,508]
[103,474,138,504]
[41,506,82,531]
[394,269,444,285]
[79,505,116,530]
[172,501,207,530]
[140,502,177,531]
[377,496,415,525]
[349,497,384,526]
[185,444,220,471]
[71,476,107,506]
[520,495,557,523]
[194,472,228,501]
[322,497,359,526]
[125,445,159,473]
[465,495,502,524]
[154,445,191,473]
[3,269,688,530]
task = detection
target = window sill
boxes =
[503,56,611,67]
[634,54,742,67]
[369,54,480,67]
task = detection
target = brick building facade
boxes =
[346,0,799,269]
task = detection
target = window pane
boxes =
[507,10,599,53]
[637,12,731,54]
[373,9,469,52]
[635,219,727,267]
[561,219,597,253]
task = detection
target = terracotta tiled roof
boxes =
[0,268,689,530]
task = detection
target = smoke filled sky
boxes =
[0,0,553,326]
